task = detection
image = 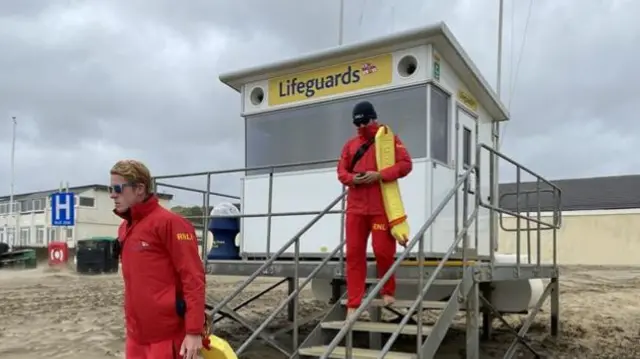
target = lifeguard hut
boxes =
[154,22,562,359]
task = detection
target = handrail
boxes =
[152,157,345,265]
[208,209,343,219]
[498,189,562,232]
[320,166,475,359]
[379,206,478,357]
[478,143,562,268]
[235,237,347,354]
[209,190,347,318]
[154,158,338,180]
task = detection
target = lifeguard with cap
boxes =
[336,101,413,317]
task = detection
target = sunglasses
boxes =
[353,116,372,127]
[108,183,136,194]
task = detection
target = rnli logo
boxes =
[372,223,387,231]
[134,240,150,251]
[176,233,194,241]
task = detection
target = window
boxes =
[33,198,46,212]
[19,199,32,213]
[6,228,15,246]
[65,228,74,240]
[0,203,6,214]
[462,127,472,168]
[245,85,428,175]
[429,85,451,164]
[36,226,45,245]
[0,228,4,243]
[19,228,30,246]
[78,196,95,207]
[48,228,57,243]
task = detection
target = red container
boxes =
[48,241,69,266]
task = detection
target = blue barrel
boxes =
[207,218,240,260]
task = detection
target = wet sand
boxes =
[0,265,639,358]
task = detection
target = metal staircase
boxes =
[202,143,562,359]
[298,166,478,359]
[298,273,474,359]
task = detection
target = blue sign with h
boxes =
[51,192,75,226]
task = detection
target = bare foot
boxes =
[382,295,396,306]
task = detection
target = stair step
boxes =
[340,299,451,309]
[299,345,414,359]
[364,278,460,285]
[321,320,432,335]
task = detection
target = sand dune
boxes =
[1,265,639,358]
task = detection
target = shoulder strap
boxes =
[348,138,375,173]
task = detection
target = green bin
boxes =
[0,249,37,269]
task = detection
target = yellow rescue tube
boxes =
[375,125,410,246]
[201,334,238,359]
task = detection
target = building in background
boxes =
[0,184,173,248]
[498,174,640,266]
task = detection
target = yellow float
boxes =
[200,334,237,359]
[200,313,238,359]
[374,125,410,247]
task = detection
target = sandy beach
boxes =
[1,265,639,358]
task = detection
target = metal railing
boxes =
[154,159,350,357]
[480,143,562,270]
[321,166,477,359]
[320,144,563,358]
[153,143,562,357]
[208,191,346,356]
[152,159,340,264]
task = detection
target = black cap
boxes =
[352,101,377,125]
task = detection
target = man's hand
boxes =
[180,333,203,359]
[353,173,366,185]
[359,171,381,184]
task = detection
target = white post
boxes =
[496,0,504,99]
[9,117,16,248]
[56,182,62,243]
[491,0,505,253]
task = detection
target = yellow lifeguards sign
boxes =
[267,53,393,106]
[457,89,478,112]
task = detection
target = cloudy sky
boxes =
[1,0,639,206]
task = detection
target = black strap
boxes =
[348,138,375,173]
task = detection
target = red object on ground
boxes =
[48,241,69,266]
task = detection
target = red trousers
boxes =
[345,214,396,308]
[126,333,184,359]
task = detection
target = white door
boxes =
[456,107,477,251]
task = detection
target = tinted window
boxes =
[430,86,450,164]
[463,126,472,168]
[245,85,428,175]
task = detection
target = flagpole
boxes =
[338,0,345,45]
[9,117,17,247]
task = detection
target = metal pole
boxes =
[496,0,504,99]
[9,117,16,247]
[491,0,505,254]
[57,182,62,243]
[338,0,345,45]
[203,174,212,267]
[66,181,70,247]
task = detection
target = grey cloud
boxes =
[0,0,639,206]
